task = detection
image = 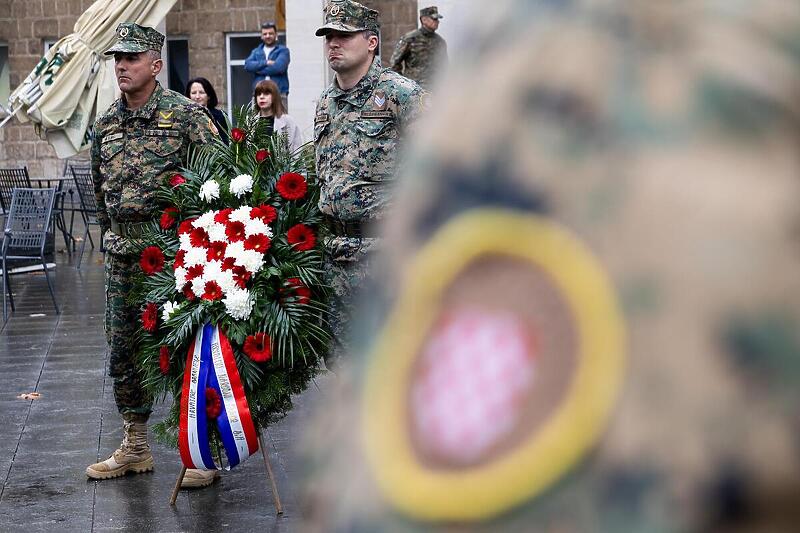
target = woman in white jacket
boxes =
[253,79,304,153]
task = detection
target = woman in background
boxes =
[186,77,229,144]
[253,79,304,153]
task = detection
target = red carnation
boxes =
[252,204,277,224]
[225,221,246,242]
[276,172,307,200]
[284,277,311,305]
[173,249,186,269]
[140,246,165,275]
[255,149,270,163]
[287,224,316,251]
[231,128,246,143]
[206,241,227,262]
[202,280,223,301]
[205,388,222,418]
[169,173,186,187]
[159,346,170,375]
[141,302,158,332]
[244,233,271,253]
[160,207,179,230]
[243,332,272,362]
[214,208,233,224]
[185,264,204,280]
[177,218,196,235]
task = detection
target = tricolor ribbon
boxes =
[179,323,259,470]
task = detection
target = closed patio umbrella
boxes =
[4,0,177,159]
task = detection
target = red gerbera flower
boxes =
[225,221,246,242]
[169,173,186,187]
[206,241,227,262]
[214,208,233,224]
[243,332,272,362]
[244,233,271,253]
[139,246,165,275]
[276,172,307,200]
[182,284,196,301]
[255,149,270,163]
[284,277,311,305]
[205,388,222,418]
[189,227,210,248]
[286,224,316,251]
[186,264,204,280]
[232,266,251,289]
[231,128,246,143]
[174,249,186,269]
[141,302,158,332]
[177,218,196,235]
[251,204,277,224]
[202,280,223,301]
[159,346,170,375]
[220,257,236,271]
[160,207,179,230]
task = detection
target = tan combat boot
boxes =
[86,413,154,479]
[181,468,219,489]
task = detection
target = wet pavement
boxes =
[0,231,323,532]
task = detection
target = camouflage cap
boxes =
[420,6,443,19]
[104,23,165,56]
[315,0,380,36]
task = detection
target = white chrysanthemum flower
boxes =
[223,288,253,320]
[184,245,207,268]
[244,217,273,238]
[179,233,192,250]
[229,206,253,224]
[195,211,217,230]
[174,267,187,291]
[191,277,207,298]
[162,301,180,322]
[199,179,220,202]
[229,174,253,198]
[216,269,237,294]
[225,241,247,262]
[207,222,227,243]
[204,259,223,283]
[239,249,265,274]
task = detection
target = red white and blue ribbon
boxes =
[179,323,259,470]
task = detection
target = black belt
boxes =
[109,218,150,238]
[323,216,379,238]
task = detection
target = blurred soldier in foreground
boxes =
[302,0,800,531]
[314,0,424,368]
[87,23,218,489]
[390,6,448,89]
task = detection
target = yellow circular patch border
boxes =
[362,209,626,522]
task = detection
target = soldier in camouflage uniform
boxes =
[314,0,424,368]
[86,23,218,488]
[390,6,448,89]
[301,0,800,531]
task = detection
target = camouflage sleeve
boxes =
[390,37,410,74]
[185,104,219,146]
[396,84,426,130]
[90,128,110,232]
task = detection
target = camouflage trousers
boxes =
[104,252,152,416]
[323,235,378,368]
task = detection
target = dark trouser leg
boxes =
[281,94,288,113]
[105,252,152,416]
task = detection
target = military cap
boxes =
[420,6,443,20]
[315,0,380,36]
[104,23,165,56]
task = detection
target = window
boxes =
[44,40,57,54]
[225,32,286,122]
[0,44,9,115]
[166,37,189,95]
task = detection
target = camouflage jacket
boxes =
[91,82,216,255]
[314,56,424,224]
[390,27,448,88]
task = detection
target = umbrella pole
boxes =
[258,429,283,515]
[0,113,14,129]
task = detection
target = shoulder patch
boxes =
[315,113,330,124]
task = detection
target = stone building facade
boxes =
[0,0,418,177]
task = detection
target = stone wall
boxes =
[362,0,418,65]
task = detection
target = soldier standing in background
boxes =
[86,23,218,490]
[390,6,448,89]
[313,0,424,368]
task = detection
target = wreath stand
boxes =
[169,428,283,515]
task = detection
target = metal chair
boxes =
[0,167,32,214]
[70,167,102,269]
[2,188,59,321]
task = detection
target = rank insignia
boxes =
[158,110,174,128]
[373,91,387,110]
